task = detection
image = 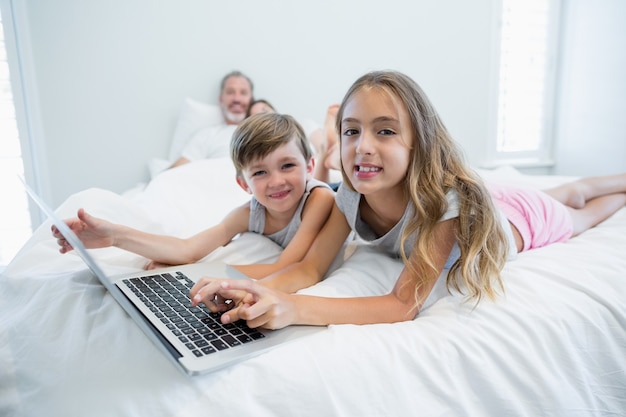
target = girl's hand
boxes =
[217,280,296,330]
[189,277,248,313]
[51,208,115,253]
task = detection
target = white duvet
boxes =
[1,159,625,417]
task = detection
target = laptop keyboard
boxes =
[122,271,265,357]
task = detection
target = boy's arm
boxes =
[138,202,250,265]
[233,186,335,279]
[257,201,352,293]
[56,204,249,266]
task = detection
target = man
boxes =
[170,70,253,168]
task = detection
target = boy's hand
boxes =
[51,208,115,253]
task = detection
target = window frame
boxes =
[485,0,562,169]
[1,0,47,226]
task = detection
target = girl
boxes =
[53,113,335,279]
[191,70,626,328]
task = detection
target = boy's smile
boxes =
[239,139,313,218]
[268,189,291,199]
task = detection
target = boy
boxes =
[53,113,335,279]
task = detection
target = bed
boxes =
[1,158,625,417]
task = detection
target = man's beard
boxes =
[222,107,246,124]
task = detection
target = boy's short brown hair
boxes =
[230,113,313,176]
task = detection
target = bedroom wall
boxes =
[17,0,496,207]
[11,0,626,208]
[552,0,626,176]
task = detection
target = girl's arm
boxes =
[218,218,457,328]
[257,201,352,293]
[54,204,250,265]
[233,186,335,279]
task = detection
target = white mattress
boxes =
[1,159,625,417]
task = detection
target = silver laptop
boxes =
[22,178,323,375]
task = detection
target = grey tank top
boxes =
[334,183,461,268]
[248,178,331,248]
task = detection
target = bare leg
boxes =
[543,173,626,208]
[310,129,330,183]
[312,104,341,183]
[544,173,626,236]
[323,104,341,171]
[564,194,626,236]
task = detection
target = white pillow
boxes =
[168,98,223,161]
[145,98,223,180]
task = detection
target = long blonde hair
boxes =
[336,70,509,305]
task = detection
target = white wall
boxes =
[11,0,626,208]
[18,0,495,206]
[553,0,626,176]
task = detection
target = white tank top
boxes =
[248,178,331,248]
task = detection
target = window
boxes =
[487,0,561,167]
[0,5,33,270]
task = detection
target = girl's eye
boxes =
[343,128,358,136]
[379,129,395,136]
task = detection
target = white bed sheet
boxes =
[1,161,625,417]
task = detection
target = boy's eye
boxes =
[282,163,296,170]
[251,170,266,177]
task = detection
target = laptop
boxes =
[22,178,324,375]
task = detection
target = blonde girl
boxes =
[191,70,626,328]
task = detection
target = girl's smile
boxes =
[354,163,382,179]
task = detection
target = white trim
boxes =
[538,0,562,167]
[481,157,555,170]
[484,0,504,168]
[1,0,49,227]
